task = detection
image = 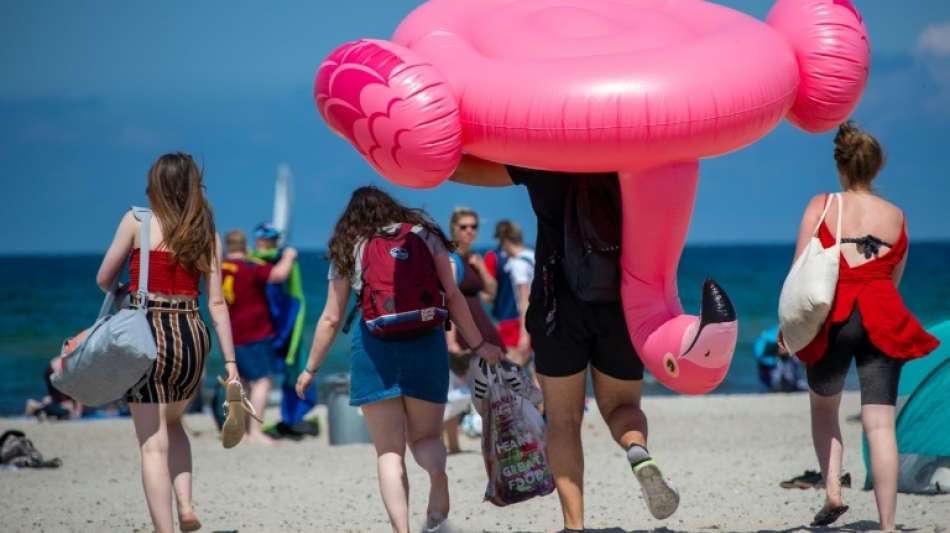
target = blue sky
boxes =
[2,1,949,254]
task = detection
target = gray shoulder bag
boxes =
[51,207,159,406]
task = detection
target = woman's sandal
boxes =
[178,513,202,532]
[811,504,849,526]
[218,377,262,449]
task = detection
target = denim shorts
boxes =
[235,337,276,382]
[349,320,449,407]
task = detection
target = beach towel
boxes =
[249,248,315,425]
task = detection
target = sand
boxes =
[1,391,947,533]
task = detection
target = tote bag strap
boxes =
[832,193,843,245]
[131,206,153,300]
[810,193,835,236]
[810,193,844,244]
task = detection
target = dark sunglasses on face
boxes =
[457,224,478,231]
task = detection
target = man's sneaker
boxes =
[632,458,680,520]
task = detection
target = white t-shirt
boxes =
[327,223,447,292]
[504,249,535,287]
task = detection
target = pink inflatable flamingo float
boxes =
[314,0,870,394]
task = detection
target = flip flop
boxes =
[632,459,680,520]
[219,378,262,449]
[811,504,849,526]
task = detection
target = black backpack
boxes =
[562,175,622,302]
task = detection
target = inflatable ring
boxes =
[314,0,870,394]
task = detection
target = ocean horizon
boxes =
[2,243,949,415]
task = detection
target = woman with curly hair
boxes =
[296,186,503,533]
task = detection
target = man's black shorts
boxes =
[525,285,644,380]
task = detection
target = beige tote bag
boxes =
[779,193,842,353]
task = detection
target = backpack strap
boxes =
[341,303,360,335]
[131,207,153,300]
[510,252,535,269]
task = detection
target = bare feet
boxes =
[178,506,201,532]
[425,471,450,531]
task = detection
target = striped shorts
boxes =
[126,297,210,404]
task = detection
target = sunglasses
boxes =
[457,224,478,231]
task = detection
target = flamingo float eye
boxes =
[663,353,679,378]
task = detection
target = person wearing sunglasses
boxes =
[443,207,503,451]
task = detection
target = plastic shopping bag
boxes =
[475,362,555,506]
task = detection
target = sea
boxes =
[2,244,949,416]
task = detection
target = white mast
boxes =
[273,163,293,247]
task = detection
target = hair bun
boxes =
[833,120,884,188]
[834,120,861,162]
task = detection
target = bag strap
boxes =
[832,193,843,245]
[131,206,152,300]
[341,304,360,335]
[96,282,118,319]
[94,207,151,318]
[811,193,836,236]
[512,252,535,269]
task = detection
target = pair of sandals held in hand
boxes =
[218,377,263,449]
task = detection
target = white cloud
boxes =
[917,22,950,57]
[913,22,950,116]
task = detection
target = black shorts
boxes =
[806,307,903,406]
[526,286,643,381]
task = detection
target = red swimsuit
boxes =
[796,219,939,365]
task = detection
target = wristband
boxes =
[224,361,237,367]
[472,339,487,353]
[303,366,319,375]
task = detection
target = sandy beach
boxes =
[1,391,947,533]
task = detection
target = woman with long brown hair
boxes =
[96,152,242,533]
[296,186,504,533]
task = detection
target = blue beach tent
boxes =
[863,319,950,493]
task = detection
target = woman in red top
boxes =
[782,123,939,530]
[96,153,242,533]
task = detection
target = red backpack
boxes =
[354,223,448,339]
